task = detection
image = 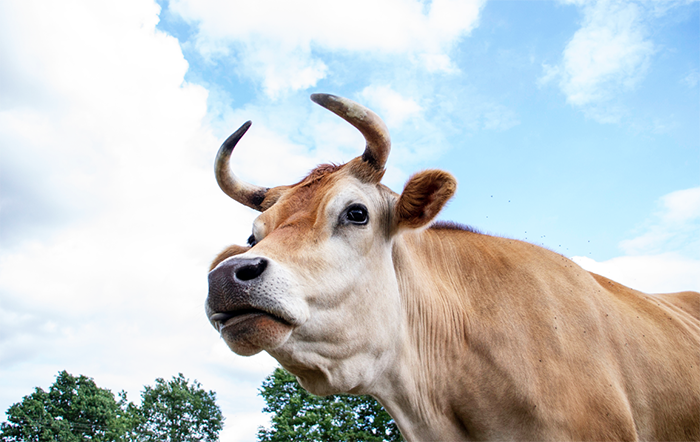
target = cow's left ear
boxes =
[394,170,457,230]
[210,244,251,271]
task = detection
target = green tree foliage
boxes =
[258,367,403,442]
[135,373,223,442]
[1,371,223,442]
[0,371,129,441]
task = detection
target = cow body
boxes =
[207,94,700,441]
[377,227,699,440]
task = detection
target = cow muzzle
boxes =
[207,256,303,356]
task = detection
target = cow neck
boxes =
[371,227,477,441]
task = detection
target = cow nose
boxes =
[210,256,269,286]
[207,256,270,323]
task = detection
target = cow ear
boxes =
[394,170,457,230]
[210,244,251,271]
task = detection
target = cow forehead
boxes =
[253,164,392,239]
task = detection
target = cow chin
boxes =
[220,313,293,356]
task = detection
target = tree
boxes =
[0,371,130,442]
[135,373,223,442]
[2,372,223,442]
[257,367,403,442]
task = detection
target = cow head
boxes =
[207,94,456,394]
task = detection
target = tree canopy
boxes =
[135,373,223,442]
[1,371,222,442]
[258,367,403,442]
[0,371,129,442]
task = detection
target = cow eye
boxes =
[247,234,257,247]
[344,204,369,225]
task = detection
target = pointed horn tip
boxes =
[310,93,337,106]
[236,120,253,134]
[232,120,252,132]
[310,93,370,122]
[220,121,253,151]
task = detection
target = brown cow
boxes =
[207,94,700,441]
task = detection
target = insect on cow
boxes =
[206,93,700,441]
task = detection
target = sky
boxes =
[0,0,698,440]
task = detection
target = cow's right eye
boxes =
[344,204,369,225]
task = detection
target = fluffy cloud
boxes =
[0,1,278,440]
[573,186,700,294]
[660,187,700,224]
[620,186,700,256]
[359,85,423,128]
[544,0,698,121]
[540,0,668,122]
[560,0,653,106]
[170,0,485,97]
[573,253,700,294]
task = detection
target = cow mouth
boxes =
[209,307,295,356]
[210,308,291,331]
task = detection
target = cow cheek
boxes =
[221,315,293,356]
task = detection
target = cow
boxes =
[206,93,700,441]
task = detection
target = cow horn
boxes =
[215,121,269,211]
[310,93,391,171]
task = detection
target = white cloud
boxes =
[548,0,700,113]
[236,42,329,100]
[619,187,700,256]
[542,0,658,121]
[421,53,460,73]
[573,253,700,294]
[172,0,483,54]
[0,1,277,440]
[170,0,485,97]
[573,186,700,294]
[658,186,700,224]
[359,85,423,128]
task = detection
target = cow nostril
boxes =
[235,258,268,281]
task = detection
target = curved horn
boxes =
[310,93,391,171]
[215,121,269,211]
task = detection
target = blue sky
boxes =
[1,0,698,440]
[154,0,699,262]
